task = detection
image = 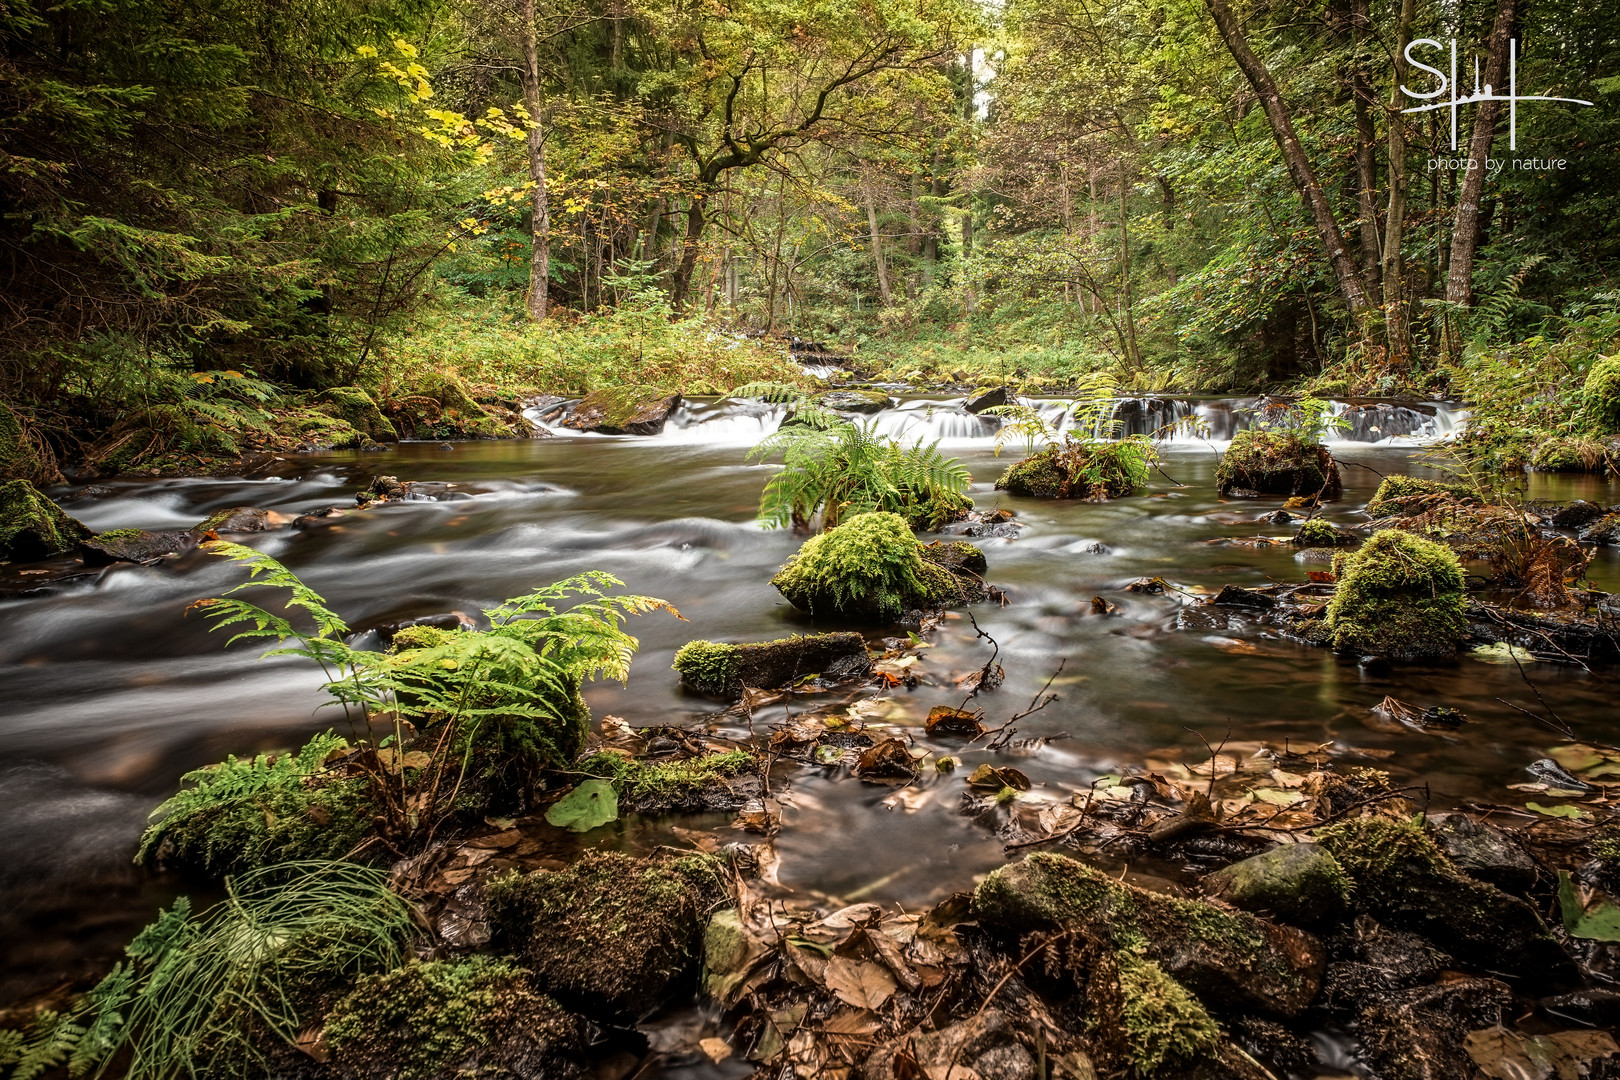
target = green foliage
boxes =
[995,440,1153,499]
[671,640,738,695]
[136,732,369,875]
[0,403,60,485]
[1325,529,1466,660]
[739,385,971,532]
[10,863,413,1080]
[770,511,963,622]
[323,957,581,1080]
[578,750,753,801]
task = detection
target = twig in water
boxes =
[976,658,1066,751]
[1186,723,1232,800]
[957,610,1002,711]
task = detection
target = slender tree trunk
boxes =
[1118,158,1140,369]
[520,0,549,321]
[1445,0,1515,306]
[1350,0,1383,303]
[1382,0,1415,359]
[1205,0,1372,326]
[671,195,706,311]
[865,184,893,306]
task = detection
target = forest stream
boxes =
[3,394,1619,1076]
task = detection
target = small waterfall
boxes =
[799,363,842,380]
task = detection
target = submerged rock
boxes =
[1216,431,1341,499]
[80,526,196,565]
[485,849,726,1016]
[0,479,91,560]
[1204,842,1352,929]
[672,632,870,698]
[771,512,986,623]
[324,956,585,1080]
[972,853,1325,1019]
[1324,529,1466,661]
[564,388,682,435]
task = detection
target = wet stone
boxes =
[1359,977,1513,1080]
[79,528,195,565]
[1426,812,1539,895]
[1204,842,1351,929]
[963,386,1011,414]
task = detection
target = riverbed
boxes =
[3,394,1617,1022]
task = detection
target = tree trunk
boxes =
[865,185,893,306]
[1350,0,1383,303]
[1205,0,1372,326]
[1445,0,1515,306]
[1382,0,1415,359]
[1118,159,1140,369]
[520,0,549,322]
[671,195,706,311]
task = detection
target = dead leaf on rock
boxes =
[824,956,898,1011]
[855,737,917,780]
[926,705,985,737]
[699,1037,733,1064]
[1464,1026,1618,1080]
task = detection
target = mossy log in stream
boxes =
[672,631,871,697]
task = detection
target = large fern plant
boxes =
[734,382,972,531]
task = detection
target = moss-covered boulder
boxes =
[1364,475,1476,518]
[191,506,284,537]
[577,750,758,814]
[1315,816,1574,980]
[1215,431,1341,499]
[563,387,682,435]
[293,410,370,449]
[972,853,1324,1019]
[0,403,61,485]
[673,632,871,698]
[324,956,585,1080]
[1583,355,1620,431]
[770,512,984,623]
[0,480,91,561]
[80,526,196,565]
[486,850,727,1016]
[136,732,373,876]
[1204,843,1352,929]
[315,386,398,443]
[815,389,893,413]
[1292,517,1353,547]
[1323,529,1465,660]
[964,386,1010,414]
[995,441,1150,499]
[389,373,511,440]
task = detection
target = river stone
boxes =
[0,480,91,561]
[673,632,871,699]
[80,528,195,566]
[1549,500,1608,530]
[564,389,682,435]
[815,389,893,414]
[1579,513,1620,546]
[1204,842,1351,928]
[972,853,1324,1018]
[964,386,1010,414]
[1425,812,1538,895]
[190,506,286,537]
[1209,584,1276,609]
[1358,978,1512,1080]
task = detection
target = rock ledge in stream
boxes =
[972,852,1325,1019]
[673,632,871,698]
[563,388,682,435]
[0,479,91,560]
[80,527,196,565]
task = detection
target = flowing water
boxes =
[2,394,1617,1019]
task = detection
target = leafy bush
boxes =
[738,383,971,531]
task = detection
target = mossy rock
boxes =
[770,511,982,623]
[192,506,280,537]
[995,442,1147,499]
[486,850,727,1016]
[1115,952,1222,1076]
[1292,517,1352,548]
[0,403,61,485]
[315,386,398,442]
[0,479,91,561]
[390,373,511,440]
[80,527,196,565]
[1364,475,1476,518]
[577,750,757,814]
[1583,355,1620,432]
[295,411,369,449]
[1579,513,1620,546]
[1215,431,1341,499]
[324,956,585,1080]
[563,387,682,435]
[972,852,1324,1019]
[1204,843,1352,928]
[814,389,893,414]
[1528,436,1611,473]
[1324,529,1465,661]
[1314,816,1573,979]
[673,631,871,698]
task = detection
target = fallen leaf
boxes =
[544,779,618,832]
[1465,1025,1619,1080]
[699,1037,732,1064]
[823,956,897,1011]
[925,706,984,737]
[1526,801,1586,819]
[1558,871,1620,941]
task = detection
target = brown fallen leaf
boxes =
[698,1037,732,1064]
[823,956,898,1011]
[855,737,917,780]
[925,705,984,737]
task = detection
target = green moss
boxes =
[771,511,967,622]
[1583,355,1620,432]
[0,479,91,560]
[316,387,398,442]
[485,850,727,1015]
[95,527,144,541]
[393,372,508,439]
[295,412,368,449]
[563,385,678,434]
[1293,517,1346,547]
[1324,529,1466,660]
[1314,816,1448,892]
[995,440,1151,499]
[1364,475,1476,517]
[671,640,737,695]
[578,750,753,801]
[136,731,373,875]
[1117,953,1221,1076]
[0,402,59,485]
[1215,430,1341,498]
[324,956,581,1080]
[389,624,456,651]
[1529,436,1611,473]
